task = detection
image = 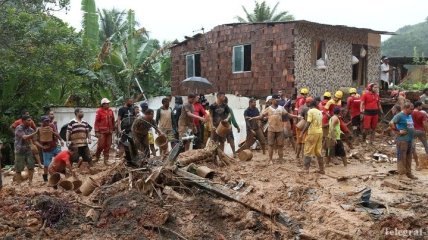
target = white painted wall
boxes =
[53,94,259,155]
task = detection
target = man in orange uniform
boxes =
[361,83,383,143]
[294,88,309,115]
[324,91,343,117]
[94,98,115,165]
[347,88,361,136]
[318,92,331,111]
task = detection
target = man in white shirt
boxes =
[380,57,390,90]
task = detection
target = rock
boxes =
[128,200,138,208]
[340,204,355,211]
[85,208,99,222]
[163,186,184,201]
[26,218,39,227]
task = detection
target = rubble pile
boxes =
[0,135,427,239]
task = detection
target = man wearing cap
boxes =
[95,98,115,165]
[347,88,361,136]
[361,83,383,143]
[380,57,390,90]
[34,116,64,183]
[252,94,300,164]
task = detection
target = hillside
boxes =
[382,18,428,57]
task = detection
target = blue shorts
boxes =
[42,146,61,167]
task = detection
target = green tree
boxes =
[236,1,294,23]
[0,1,89,141]
[98,8,127,43]
[92,9,171,99]
[382,18,428,57]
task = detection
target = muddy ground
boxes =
[1,132,427,240]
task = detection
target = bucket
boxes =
[48,173,61,186]
[21,170,29,180]
[58,180,74,191]
[196,166,215,179]
[79,177,100,196]
[215,121,231,138]
[155,135,168,150]
[69,176,83,190]
[238,150,253,161]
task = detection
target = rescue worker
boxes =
[347,88,361,136]
[361,83,383,143]
[294,88,309,115]
[94,98,115,165]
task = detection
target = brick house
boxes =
[170,20,391,97]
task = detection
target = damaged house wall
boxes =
[294,23,381,97]
[171,21,384,98]
[171,23,297,97]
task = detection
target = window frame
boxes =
[185,53,201,78]
[232,44,252,73]
[312,39,326,67]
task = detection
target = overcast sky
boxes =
[54,0,428,42]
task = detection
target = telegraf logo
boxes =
[384,228,427,237]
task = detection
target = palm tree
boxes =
[98,8,127,43]
[236,1,294,23]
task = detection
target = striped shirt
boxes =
[67,119,90,147]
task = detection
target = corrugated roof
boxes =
[171,20,395,48]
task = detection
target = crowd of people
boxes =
[1,83,427,190]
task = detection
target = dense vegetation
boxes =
[0,0,171,143]
[382,18,428,57]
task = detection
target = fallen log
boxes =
[174,167,301,234]
[177,141,218,166]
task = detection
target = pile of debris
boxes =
[1,136,428,239]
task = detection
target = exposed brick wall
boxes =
[171,23,296,97]
[171,22,382,98]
